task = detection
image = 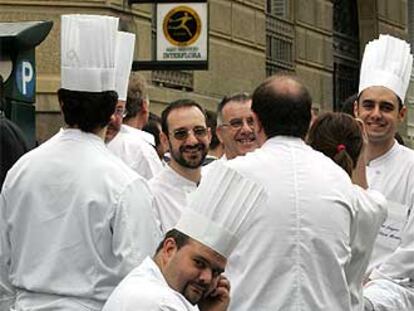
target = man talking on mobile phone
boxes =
[103,163,267,311]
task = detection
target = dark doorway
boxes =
[333,0,360,111]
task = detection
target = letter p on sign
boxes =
[22,61,33,95]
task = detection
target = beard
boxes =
[182,280,209,305]
[170,142,208,169]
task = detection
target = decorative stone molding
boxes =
[151,70,194,91]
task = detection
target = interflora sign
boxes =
[157,2,208,62]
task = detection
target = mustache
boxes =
[191,281,209,294]
[237,132,256,140]
[179,143,206,153]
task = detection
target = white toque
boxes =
[61,14,119,92]
[359,34,413,102]
[175,162,267,258]
[115,32,135,101]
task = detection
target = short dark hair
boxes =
[205,110,220,150]
[143,112,162,147]
[124,73,148,121]
[57,89,117,133]
[155,229,190,254]
[307,112,363,177]
[252,74,312,139]
[341,93,358,116]
[161,99,207,135]
[217,92,251,124]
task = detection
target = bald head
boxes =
[252,74,312,139]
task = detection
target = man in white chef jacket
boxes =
[0,15,160,311]
[218,73,367,310]
[149,99,211,233]
[103,163,266,311]
[350,35,414,311]
[105,35,162,180]
[354,34,414,272]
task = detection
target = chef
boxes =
[0,14,160,310]
[222,73,364,310]
[149,99,211,233]
[102,163,266,311]
[352,35,414,311]
[354,34,414,272]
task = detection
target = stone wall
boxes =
[0,0,266,142]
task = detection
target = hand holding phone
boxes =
[198,275,230,311]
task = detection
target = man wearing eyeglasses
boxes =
[149,99,211,233]
[216,93,258,161]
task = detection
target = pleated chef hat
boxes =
[175,162,267,258]
[61,14,119,92]
[359,34,413,102]
[115,32,135,101]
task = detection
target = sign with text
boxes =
[157,2,208,63]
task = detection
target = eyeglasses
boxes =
[114,107,127,118]
[171,126,208,141]
[220,117,255,129]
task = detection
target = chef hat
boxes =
[115,32,135,101]
[359,34,413,102]
[61,14,119,92]
[175,162,267,258]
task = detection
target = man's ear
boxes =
[399,105,407,122]
[160,131,169,148]
[253,112,266,147]
[216,126,225,144]
[142,98,149,113]
[206,127,212,145]
[353,100,359,117]
[162,237,178,261]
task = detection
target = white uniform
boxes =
[0,129,161,310]
[107,125,163,180]
[364,207,414,310]
[347,187,387,310]
[366,141,414,270]
[103,257,197,311]
[201,155,227,177]
[223,136,380,311]
[149,166,197,233]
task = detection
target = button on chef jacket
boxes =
[102,256,198,311]
[107,124,163,180]
[223,136,367,311]
[0,129,161,310]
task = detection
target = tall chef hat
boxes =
[61,14,119,92]
[115,32,135,101]
[359,34,413,102]
[175,162,267,258]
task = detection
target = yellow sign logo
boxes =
[163,6,202,47]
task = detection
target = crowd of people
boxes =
[1,14,414,311]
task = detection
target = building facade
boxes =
[0,0,412,144]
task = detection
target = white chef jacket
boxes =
[107,125,163,180]
[346,187,387,311]
[102,256,198,311]
[0,129,161,310]
[138,129,156,147]
[366,141,414,271]
[363,203,414,311]
[201,154,227,177]
[222,136,369,311]
[149,166,198,234]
